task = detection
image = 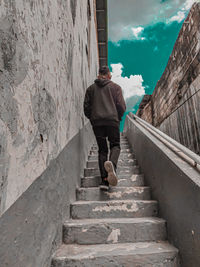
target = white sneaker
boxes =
[104,161,118,186]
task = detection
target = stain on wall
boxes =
[0,15,28,137]
[0,0,98,214]
[70,0,77,26]
[32,88,59,165]
[0,121,10,214]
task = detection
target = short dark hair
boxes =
[99,66,110,75]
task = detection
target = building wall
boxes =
[139,101,153,125]
[139,3,200,154]
[0,0,99,214]
[159,77,200,154]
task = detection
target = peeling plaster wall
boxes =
[0,0,98,214]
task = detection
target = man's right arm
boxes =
[83,87,92,119]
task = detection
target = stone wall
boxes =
[159,78,200,154]
[0,0,99,214]
[138,3,200,154]
[137,95,153,124]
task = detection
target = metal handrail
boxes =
[128,114,200,167]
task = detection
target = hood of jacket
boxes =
[94,78,112,88]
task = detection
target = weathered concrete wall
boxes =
[137,95,153,124]
[0,122,95,267]
[124,115,200,267]
[138,3,200,154]
[159,80,200,154]
[0,0,98,214]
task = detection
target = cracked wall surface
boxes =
[0,0,98,214]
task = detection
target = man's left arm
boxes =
[83,87,92,119]
[116,86,126,120]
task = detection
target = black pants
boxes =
[92,125,121,181]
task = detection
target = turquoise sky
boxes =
[107,0,196,130]
[108,21,182,111]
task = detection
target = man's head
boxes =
[98,66,112,80]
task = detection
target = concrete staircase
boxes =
[51,136,179,266]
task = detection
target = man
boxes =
[83,66,126,190]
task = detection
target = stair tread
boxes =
[87,159,135,162]
[52,241,178,260]
[83,173,143,178]
[72,199,157,205]
[77,184,151,201]
[64,217,165,226]
[77,186,150,191]
[82,174,144,179]
[85,166,138,170]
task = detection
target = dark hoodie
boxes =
[84,78,126,127]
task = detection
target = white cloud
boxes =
[110,26,145,44]
[169,11,186,23]
[111,63,145,102]
[168,0,198,23]
[184,0,199,9]
[108,0,198,42]
[131,27,144,39]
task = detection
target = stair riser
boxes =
[81,176,101,188]
[84,167,140,177]
[76,188,151,201]
[52,251,179,267]
[87,160,137,168]
[81,175,144,188]
[71,202,158,219]
[63,221,166,245]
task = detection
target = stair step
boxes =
[81,174,144,188]
[120,140,128,143]
[63,217,166,245]
[84,166,140,177]
[76,186,151,201]
[89,153,134,161]
[89,148,132,155]
[91,144,130,150]
[87,159,137,168]
[71,200,158,219]
[92,139,128,143]
[51,242,179,267]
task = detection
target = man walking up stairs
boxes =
[83,66,126,190]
